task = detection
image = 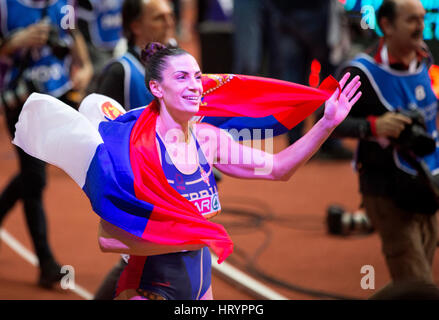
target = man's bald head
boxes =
[377,0,424,33]
[376,0,425,53]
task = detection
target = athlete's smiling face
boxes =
[151,53,203,117]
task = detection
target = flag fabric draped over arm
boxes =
[12,74,339,264]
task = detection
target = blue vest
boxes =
[0,0,72,97]
[118,52,154,110]
[77,0,122,50]
[349,54,439,175]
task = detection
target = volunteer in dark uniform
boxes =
[333,0,439,298]
[0,0,93,288]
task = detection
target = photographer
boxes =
[333,0,439,298]
[0,0,92,288]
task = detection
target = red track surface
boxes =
[0,115,437,300]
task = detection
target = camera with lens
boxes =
[46,25,70,60]
[326,204,374,236]
[392,109,436,157]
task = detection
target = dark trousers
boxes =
[0,147,53,263]
[265,2,340,147]
[363,194,438,298]
[0,90,76,265]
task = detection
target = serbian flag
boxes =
[198,74,338,138]
[12,74,338,264]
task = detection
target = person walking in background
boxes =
[232,0,267,76]
[232,0,353,160]
[76,0,124,92]
[271,0,353,160]
[0,0,93,288]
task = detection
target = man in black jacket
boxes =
[0,0,93,289]
[334,0,439,298]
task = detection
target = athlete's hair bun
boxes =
[141,42,167,65]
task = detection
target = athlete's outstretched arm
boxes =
[212,73,361,180]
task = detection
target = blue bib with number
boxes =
[350,54,439,175]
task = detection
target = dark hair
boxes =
[141,42,189,93]
[376,0,398,32]
[122,0,143,46]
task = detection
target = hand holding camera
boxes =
[2,18,71,61]
[376,110,436,157]
[375,112,412,138]
[374,109,439,206]
[6,22,50,53]
[392,109,436,157]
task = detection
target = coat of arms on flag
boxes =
[200,166,210,187]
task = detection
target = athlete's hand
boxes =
[323,72,362,128]
[375,112,412,138]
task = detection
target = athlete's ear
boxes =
[149,80,163,99]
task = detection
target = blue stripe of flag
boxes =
[82,108,152,238]
[201,115,289,140]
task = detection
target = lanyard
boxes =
[381,44,418,73]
